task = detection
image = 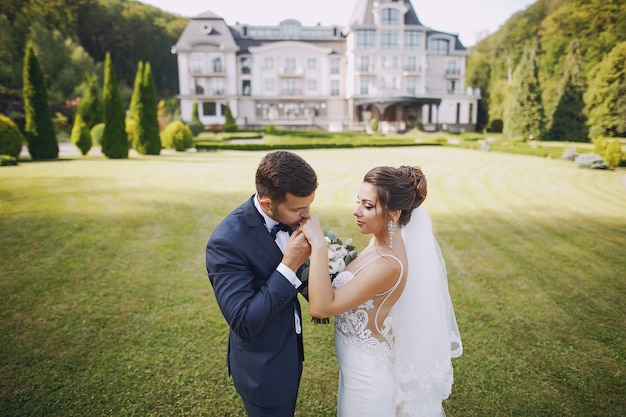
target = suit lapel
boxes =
[243,196,283,259]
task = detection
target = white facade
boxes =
[172,1,480,132]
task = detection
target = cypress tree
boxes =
[134,62,161,155]
[128,61,145,150]
[547,41,588,141]
[70,114,92,156]
[504,41,546,140]
[101,52,128,159]
[22,43,58,160]
[77,73,103,130]
[222,105,238,132]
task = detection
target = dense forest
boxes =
[0,0,187,123]
[1,0,625,139]
[466,0,626,138]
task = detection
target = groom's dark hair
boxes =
[256,151,318,203]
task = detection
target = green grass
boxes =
[1,147,625,416]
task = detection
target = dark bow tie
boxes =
[270,223,291,239]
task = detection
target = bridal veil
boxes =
[392,207,463,417]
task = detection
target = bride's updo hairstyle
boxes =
[363,165,427,226]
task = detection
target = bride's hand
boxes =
[299,215,325,247]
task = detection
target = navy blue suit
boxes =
[206,195,304,414]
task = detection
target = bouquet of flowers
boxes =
[301,231,357,324]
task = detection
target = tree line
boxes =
[1,0,625,144]
[467,0,626,141]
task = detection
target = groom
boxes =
[205,151,317,417]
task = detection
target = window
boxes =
[356,30,376,49]
[241,57,251,74]
[447,80,456,94]
[456,103,461,123]
[380,30,399,49]
[265,78,275,91]
[264,57,274,69]
[331,80,340,96]
[242,80,251,96]
[330,57,340,74]
[191,54,205,74]
[359,56,370,72]
[202,102,216,116]
[378,76,386,89]
[406,56,417,71]
[212,57,222,73]
[307,58,317,69]
[446,60,458,75]
[307,79,316,91]
[212,78,224,95]
[428,38,449,55]
[194,79,205,95]
[359,78,369,95]
[284,79,299,94]
[406,78,416,95]
[285,57,296,70]
[380,55,386,68]
[404,30,422,49]
[380,8,400,25]
[392,55,398,67]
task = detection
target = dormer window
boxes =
[428,38,449,55]
[380,8,400,25]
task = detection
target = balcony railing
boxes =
[278,67,305,77]
[191,67,224,76]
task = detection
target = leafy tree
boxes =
[26,16,96,106]
[0,14,21,95]
[547,40,588,141]
[101,52,127,159]
[0,114,24,158]
[22,42,58,160]
[133,62,160,155]
[76,72,103,129]
[222,105,238,132]
[584,42,626,137]
[70,113,91,155]
[504,41,546,140]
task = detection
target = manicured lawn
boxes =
[1,147,625,416]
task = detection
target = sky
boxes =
[139,0,532,46]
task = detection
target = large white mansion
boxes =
[172,0,480,132]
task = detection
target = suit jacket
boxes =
[206,195,304,408]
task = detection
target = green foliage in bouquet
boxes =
[300,230,357,324]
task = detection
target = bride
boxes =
[299,166,462,417]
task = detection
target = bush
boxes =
[188,120,204,137]
[0,114,24,158]
[90,123,105,146]
[160,121,194,151]
[70,114,92,155]
[369,118,379,132]
[0,155,18,166]
[604,138,623,169]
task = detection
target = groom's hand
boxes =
[281,229,311,272]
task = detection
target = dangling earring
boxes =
[387,221,396,248]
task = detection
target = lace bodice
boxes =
[332,254,404,361]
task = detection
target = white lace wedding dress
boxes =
[332,254,403,417]
[331,207,463,417]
